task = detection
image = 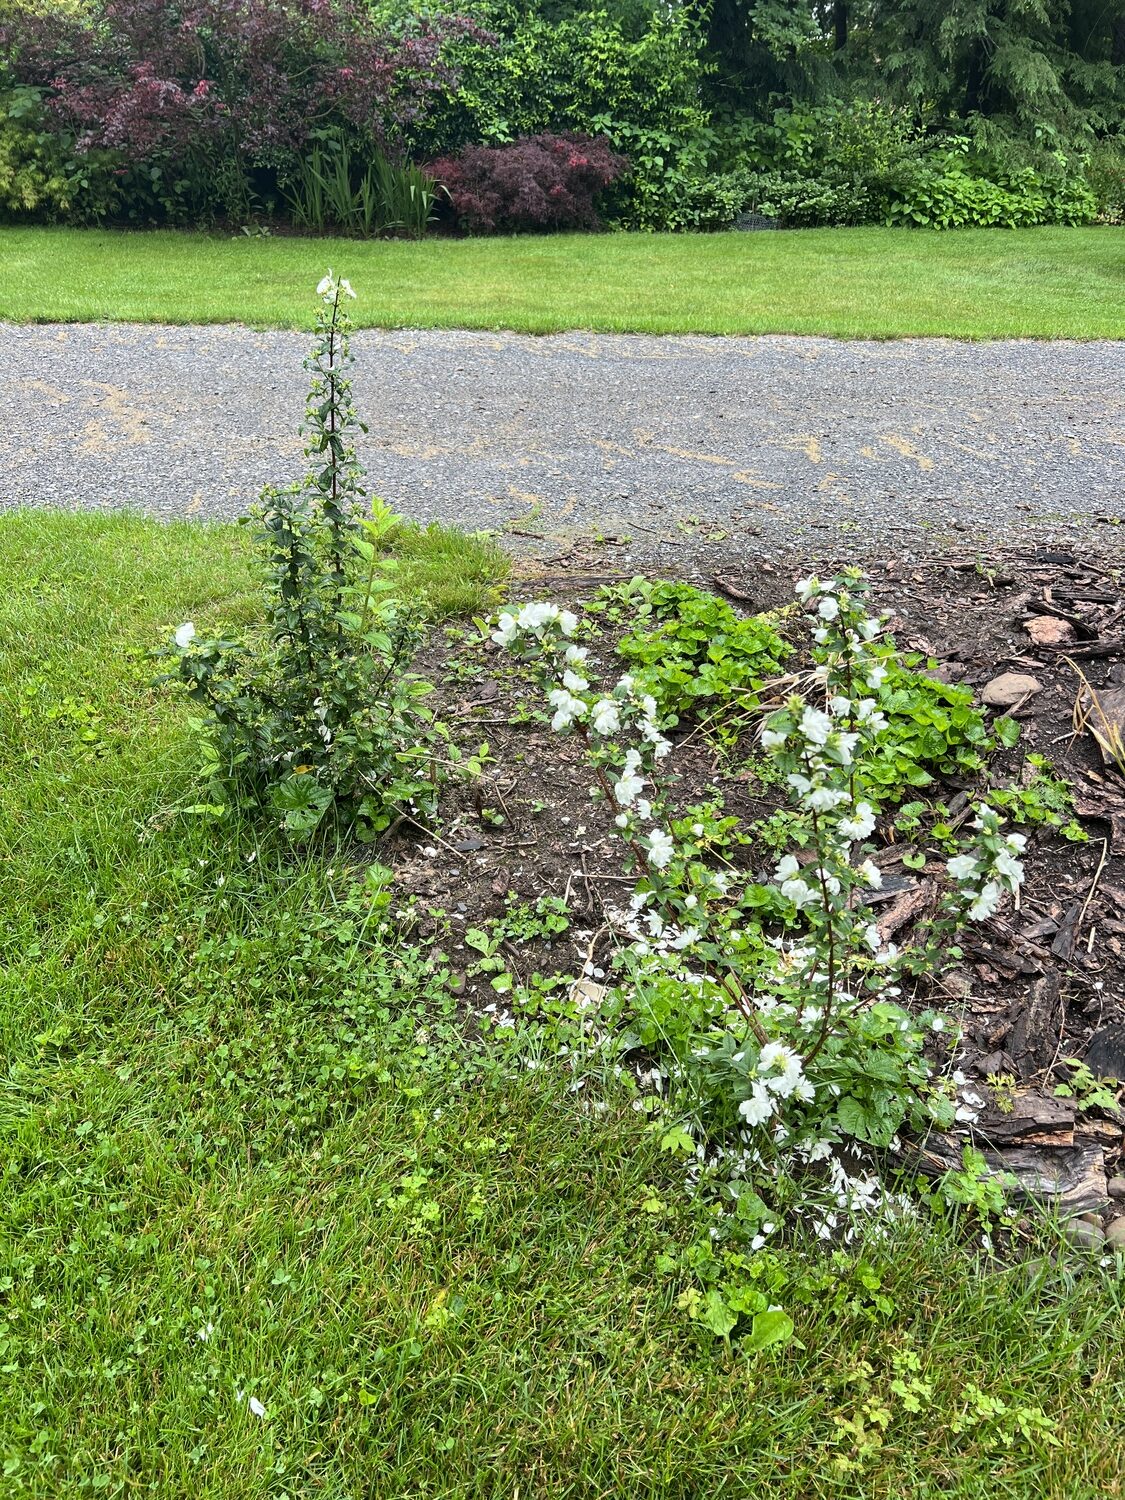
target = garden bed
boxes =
[395,545,1125,1213]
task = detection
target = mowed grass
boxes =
[3,224,1123,338]
[2,509,1125,1498]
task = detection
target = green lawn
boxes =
[1,508,1124,1498]
[3,224,1123,338]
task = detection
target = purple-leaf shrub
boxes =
[1,0,489,166]
[430,133,628,233]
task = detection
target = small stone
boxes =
[1106,1219,1125,1252]
[1107,1176,1125,1202]
[569,979,607,1009]
[1024,615,1075,647]
[1063,1218,1105,1251]
[981,672,1042,709]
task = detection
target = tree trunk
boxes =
[964,41,987,114]
[1113,14,1125,68]
[834,0,848,50]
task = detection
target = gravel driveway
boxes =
[3,322,1123,561]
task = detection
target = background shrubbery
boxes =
[1,0,1122,233]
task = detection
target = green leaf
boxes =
[744,1308,794,1352]
[695,1290,737,1340]
[660,1125,696,1155]
[836,1096,875,1142]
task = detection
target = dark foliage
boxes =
[0,0,489,219]
[430,131,627,232]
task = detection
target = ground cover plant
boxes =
[2,223,1123,338]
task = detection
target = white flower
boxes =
[795,576,820,603]
[854,697,878,722]
[761,727,788,751]
[669,925,700,950]
[635,797,652,820]
[866,664,888,689]
[339,278,356,299]
[817,596,840,621]
[833,731,860,764]
[1006,832,1027,853]
[684,894,698,910]
[558,610,579,636]
[562,669,589,694]
[547,688,586,731]
[614,755,645,805]
[969,881,1002,921]
[564,644,589,665]
[838,802,876,841]
[799,706,833,745]
[781,878,819,909]
[759,1043,804,1098]
[738,1083,774,1126]
[248,1396,267,1418]
[758,1041,789,1071]
[646,829,675,869]
[491,611,518,647]
[829,695,852,717]
[794,1076,816,1102]
[946,854,978,882]
[614,813,628,828]
[316,273,333,295]
[174,622,196,648]
[858,858,883,889]
[590,699,621,736]
[858,619,879,641]
[994,849,1024,886]
[864,923,881,952]
[517,601,557,631]
[196,1322,214,1342]
[813,627,830,645]
[931,1016,946,1032]
[775,854,801,882]
[806,787,850,813]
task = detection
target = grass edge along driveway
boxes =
[3,223,1123,339]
